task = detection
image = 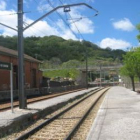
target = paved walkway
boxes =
[87,86,140,140]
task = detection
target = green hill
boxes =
[0,35,125,63]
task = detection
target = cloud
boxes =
[85,0,95,3]
[110,18,114,21]
[68,8,95,34]
[112,18,135,31]
[0,9,77,40]
[57,6,95,34]
[0,0,6,10]
[70,0,95,3]
[60,30,77,40]
[56,19,77,40]
[99,38,131,49]
[24,17,77,39]
[0,10,17,36]
[37,2,52,13]
[71,18,94,34]
[0,2,95,40]
[23,18,59,37]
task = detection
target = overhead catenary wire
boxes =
[61,0,98,19]
[0,11,34,17]
[33,0,53,23]
[58,0,99,40]
[25,0,94,41]
[58,0,85,40]
[67,14,98,22]
[23,21,45,35]
[33,0,52,14]
[46,0,80,39]
[24,0,78,38]
[58,0,99,89]
[22,0,54,36]
[33,0,60,26]
[28,0,64,37]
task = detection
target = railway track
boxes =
[0,88,85,112]
[15,87,109,140]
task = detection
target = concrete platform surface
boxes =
[0,87,97,136]
[86,86,140,140]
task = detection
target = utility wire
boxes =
[31,0,59,35]
[58,0,85,40]
[33,0,52,13]
[46,0,80,39]
[32,0,83,40]
[33,0,54,22]
[67,15,98,21]
[22,0,53,36]
[23,22,39,36]
[0,11,33,17]
[0,13,17,16]
[23,21,49,36]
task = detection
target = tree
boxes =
[61,60,81,68]
[50,57,62,68]
[136,23,140,42]
[120,51,136,91]
[132,47,140,81]
[0,35,126,62]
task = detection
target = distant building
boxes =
[0,46,42,91]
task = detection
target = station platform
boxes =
[0,87,97,137]
[87,86,140,140]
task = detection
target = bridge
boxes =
[41,65,122,72]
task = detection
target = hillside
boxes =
[0,35,125,63]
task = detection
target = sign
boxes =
[0,61,11,70]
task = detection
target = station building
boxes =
[0,46,42,91]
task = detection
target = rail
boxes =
[15,87,108,140]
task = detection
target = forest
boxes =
[0,35,126,79]
[0,35,125,63]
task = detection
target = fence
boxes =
[0,85,85,102]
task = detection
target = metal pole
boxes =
[23,3,98,31]
[100,64,102,87]
[90,71,92,82]
[85,44,88,89]
[113,76,114,86]
[10,63,14,113]
[18,0,27,109]
[0,23,17,31]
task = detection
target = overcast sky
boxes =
[0,0,140,50]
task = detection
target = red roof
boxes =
[0,46,41,63]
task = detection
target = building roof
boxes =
[0,46,41,63]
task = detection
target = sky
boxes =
[0,0,140,50]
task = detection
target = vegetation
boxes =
[120,47,140,91]
[0,35,125,80]
[0,35,125,62]
[119,23,140,91]
[136,23,140,42]
[120,50,136,91]
[43,69,80,80]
